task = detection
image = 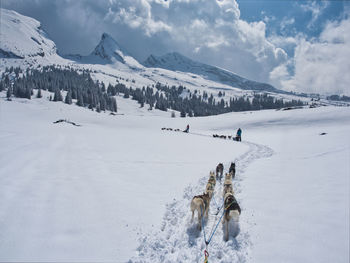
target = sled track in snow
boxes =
[129,140,273,263]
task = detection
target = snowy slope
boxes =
[0,92,248,261]
[0,9,57,58]
[130,106,350,263]
[144,52,279,92]
[0,91,349,262]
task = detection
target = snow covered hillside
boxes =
[144,52,278,92]
[0,92,349,262]
[0,9,56,59]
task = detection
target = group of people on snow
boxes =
[184,124,242,141]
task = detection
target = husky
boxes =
[191,192,211,231]
[216,163,224,181]
[223,182,234,197]
[206,172,216,199]
[208,171,216,185]
[223,192,241,241]
[206,182,215,199]
[229,162,236,178]
[224,172,233,182]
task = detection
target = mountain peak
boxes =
[90,33,124,62]
[87,32,142,68]
[101,32,113,40]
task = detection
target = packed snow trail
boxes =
[129,140,273,263]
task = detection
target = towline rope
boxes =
[201,200,236,262]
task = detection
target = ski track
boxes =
[129,140,273,263]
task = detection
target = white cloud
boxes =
[262,15,276,24]
[102,0,287,83]
[300,1,329,29]
[280,17,295,32]
[105,0,172,36]
[270,17,350,96]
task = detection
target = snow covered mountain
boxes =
[67,33,143,69]
[0,7,307,106]
[0,9,57,59]
[144,52,279,92]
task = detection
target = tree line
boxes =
[1,66,304,116]
[106,81,304,116]
[1,66,117,113]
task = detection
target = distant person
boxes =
[184,124,190,133]
[236,128,242,141]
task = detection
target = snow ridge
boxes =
[0,8,57,58]
[129,139,273,263]
[143,52,279,92]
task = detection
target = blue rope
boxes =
[216,201,224,214]
[201,205,226,246]
[211,194,220,208]
[207,209,225,244]
[201,206,207,243]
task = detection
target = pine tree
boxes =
[25,87,31,99]
[111,97,117,112]
[77,93,84,106]
[6,87,12,100]
[53,89,63,101]
[37,88,42,98]
[65,90,72,104]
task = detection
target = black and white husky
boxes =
[223,192,241,241]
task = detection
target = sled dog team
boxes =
[191,162,241,241]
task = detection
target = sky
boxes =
[1,0,349,96]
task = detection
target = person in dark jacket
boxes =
[184,124,190,133]
[236,128,242,141]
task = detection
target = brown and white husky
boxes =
[205,171,216,199]
[190,192,211,231]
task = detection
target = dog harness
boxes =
[225,195,241,214]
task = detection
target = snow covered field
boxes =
[0,94,349,262]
